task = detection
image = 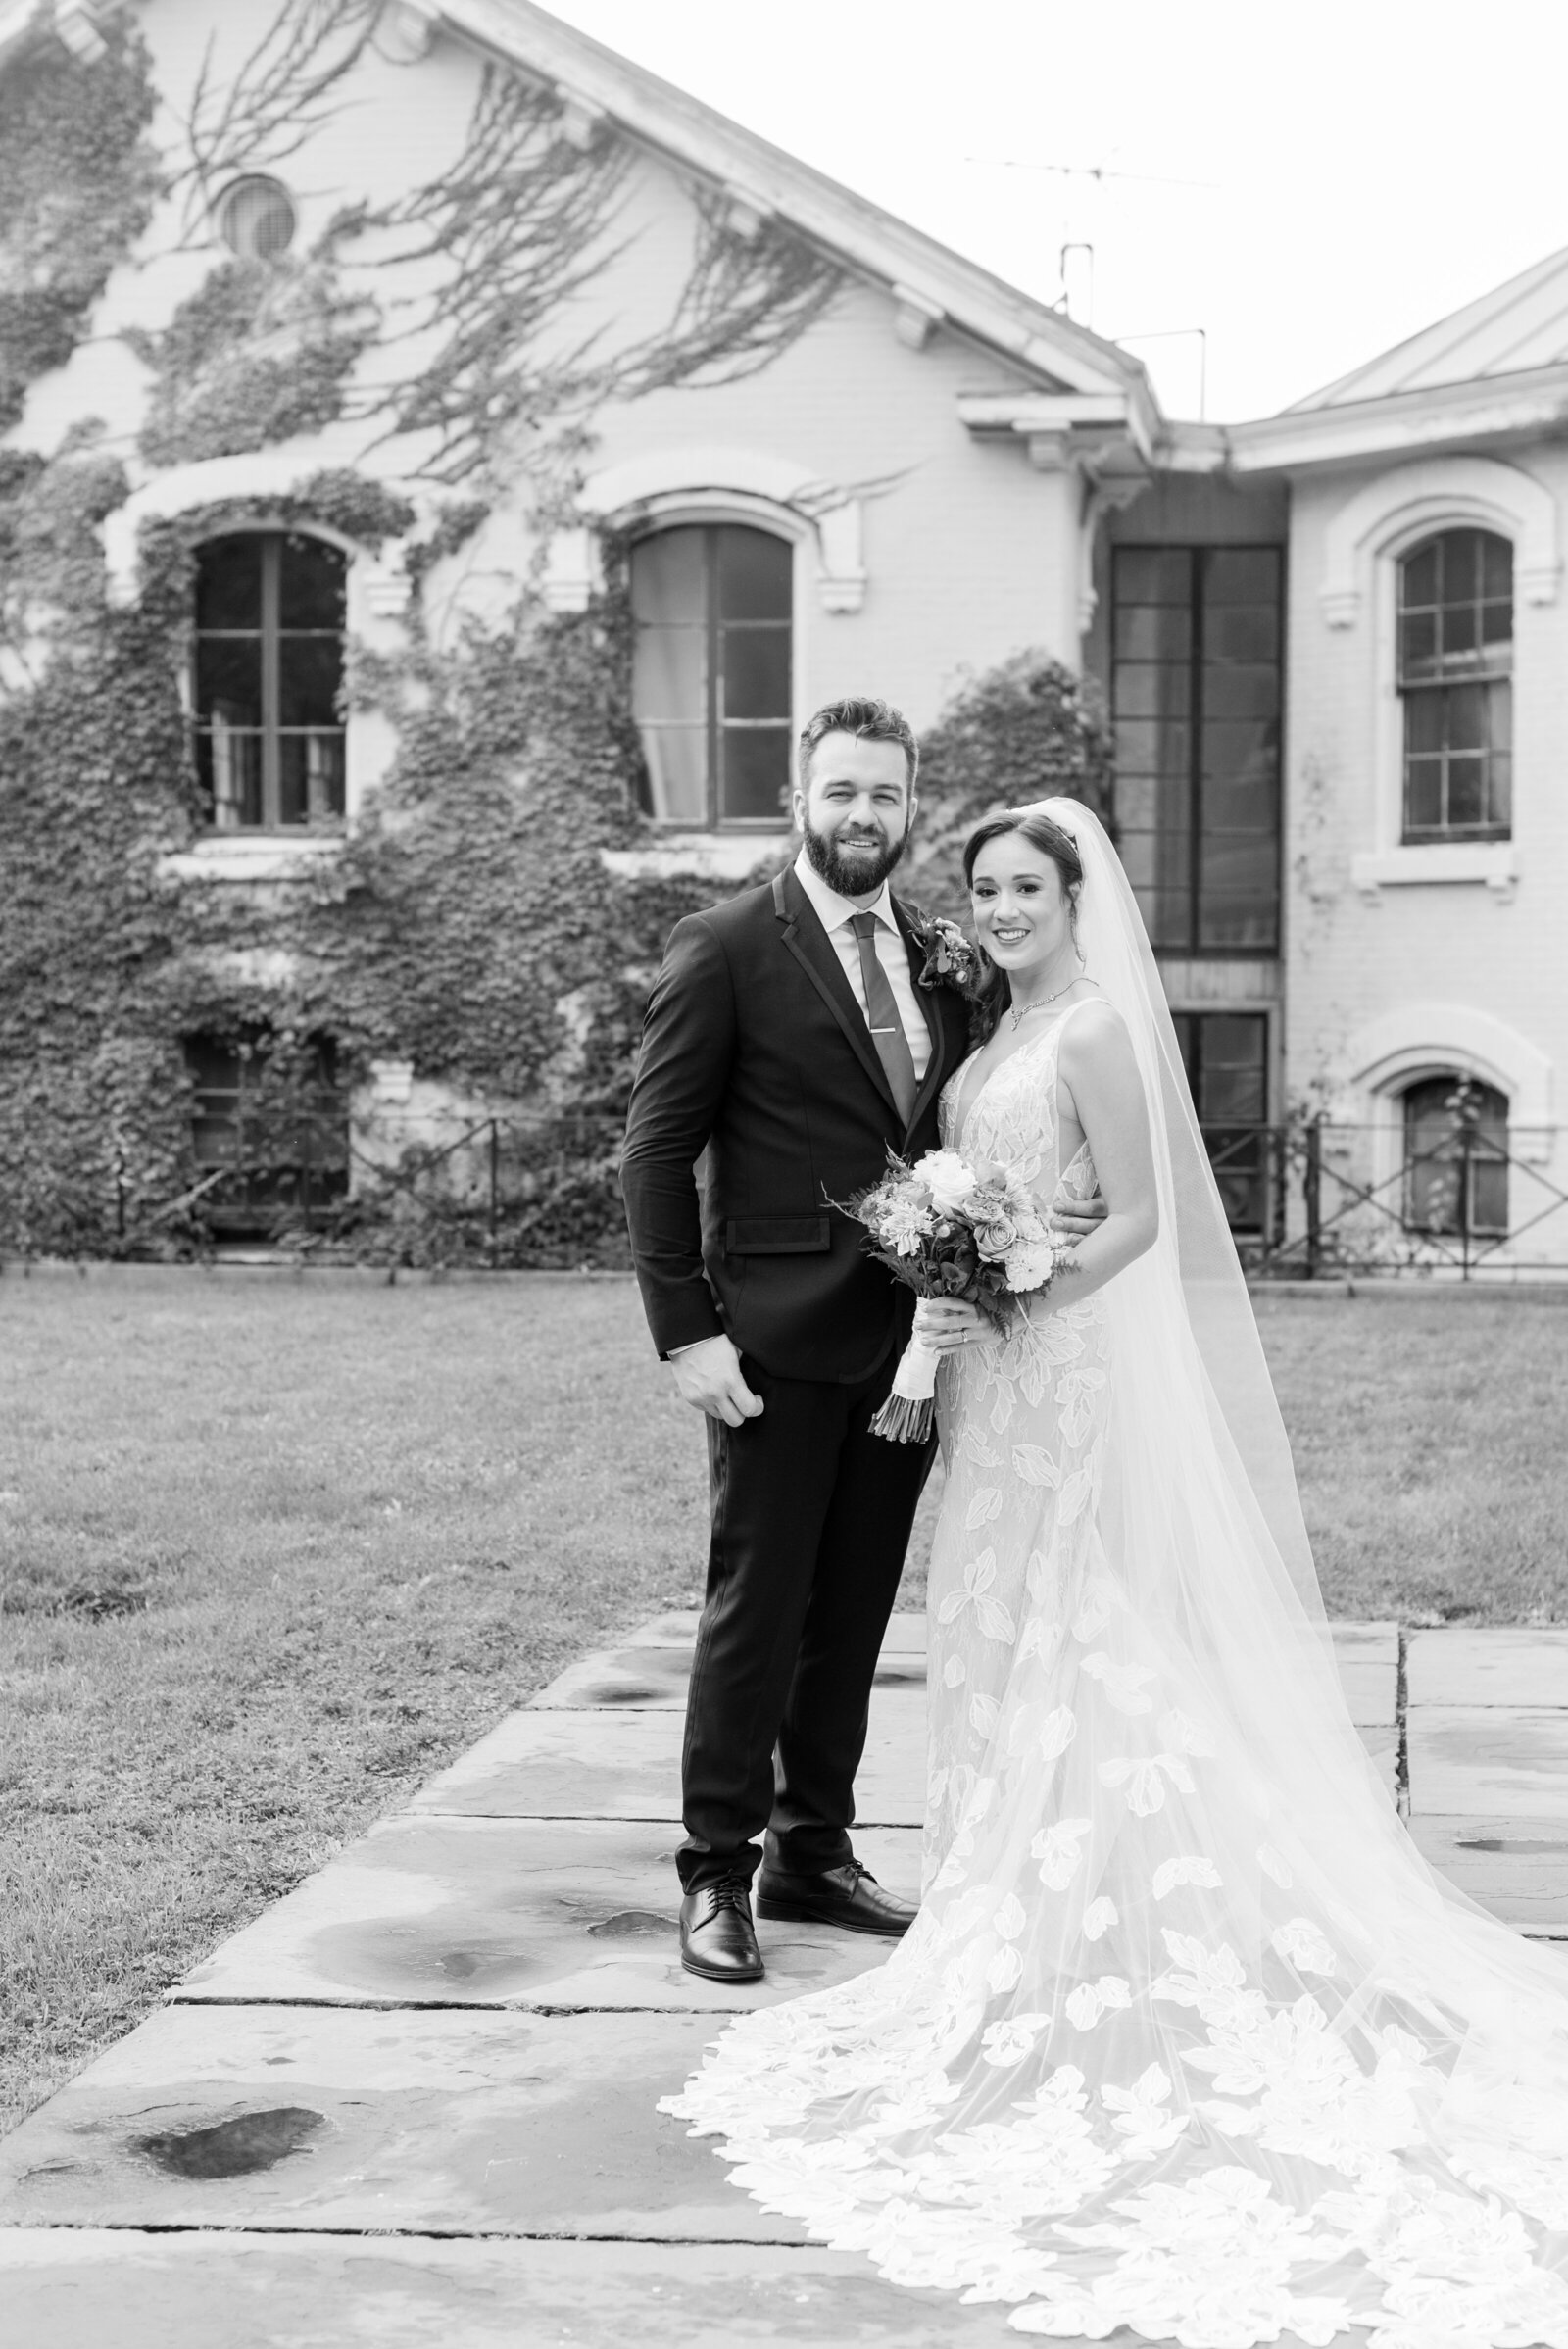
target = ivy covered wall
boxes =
[0,4,1109,1264]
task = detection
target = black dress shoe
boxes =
[679,1879,764,1982]
[755,1859,917,1937]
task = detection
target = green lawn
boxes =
[2,1270,1566,2135]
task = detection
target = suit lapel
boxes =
[894,895,956,1140]
[772,869,900,1118]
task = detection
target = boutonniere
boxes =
[908,909,979,996]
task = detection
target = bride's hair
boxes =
[961,808,1085,1043]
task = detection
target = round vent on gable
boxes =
[216,175,297,262]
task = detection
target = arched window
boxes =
[195,532,347,831]
[630,524,792,828]
[1396,529,1512,843]
[1402,1074,1508,1237]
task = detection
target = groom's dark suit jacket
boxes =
[622,866,973,1383]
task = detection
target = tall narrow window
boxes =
[195,532,347,831]
[1397,529,1512,842]
[630,524,792,827]
[1111,546,1283,954]
[1403,1075,1508,1237]
[1172,1011,1270,1233]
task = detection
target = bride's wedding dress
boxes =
[662,805,1568,2348]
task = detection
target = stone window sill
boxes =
[1351,844,1517,903]
[158,834,345,882]
[601,831,791,882]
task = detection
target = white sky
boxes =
[541,0,1568,422]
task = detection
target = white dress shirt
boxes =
[792,849,931,1081]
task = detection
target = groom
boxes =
[620,697,974,1982]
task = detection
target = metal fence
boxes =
[1202,1117,1568,1281]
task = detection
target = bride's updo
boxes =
[961,808,1085,1044]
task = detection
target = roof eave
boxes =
[1219,363,1568,474]
[437,0,1151,404]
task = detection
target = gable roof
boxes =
[435,0,1153,416]
[1288,242,1568,412]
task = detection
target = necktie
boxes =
[850,910,918,1127]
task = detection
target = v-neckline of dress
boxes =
[951,997,1092,1153]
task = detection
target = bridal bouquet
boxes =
[844,1149,1062,1443]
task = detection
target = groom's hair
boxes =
[798,697,918,791]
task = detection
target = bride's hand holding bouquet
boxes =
[841,1148,1063,1442]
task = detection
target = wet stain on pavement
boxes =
[586,1910,678,1939]
[133,2106,325,2179]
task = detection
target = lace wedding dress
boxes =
[662,806,1568,2349]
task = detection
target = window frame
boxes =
[1170,1007,1275,1236]
[628,514,801,833]
[1395,527,1513,846]
[1400,1072,1510,1240]
[184,1031,350,1237]
[1109,541,1286,959]
[192,528,349,836]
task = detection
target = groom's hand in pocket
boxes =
[668,1334,764,1428]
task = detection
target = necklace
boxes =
[1005,971,1082,1030]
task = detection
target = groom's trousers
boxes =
[677,1348,937,1893]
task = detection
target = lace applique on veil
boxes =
[662,935,1568,2348]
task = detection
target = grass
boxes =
[3,1269,1566,2136]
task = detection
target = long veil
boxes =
[664,799,1568,2346]
[1023,795,1568,2080]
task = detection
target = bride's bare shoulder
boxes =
[1059,990,1128,1050]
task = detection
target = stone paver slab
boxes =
[0,2006,790,2240]
[1406,1626,1568,1710]
[532,1645,928,1708]
[172,1814,914,2011]
[1406,1816,1568,1937]
[0,2232,1009,2347]
[411,1694,926,1825]
[1407,1707,1568,1819]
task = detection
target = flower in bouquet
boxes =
[836,1147,1062,1444]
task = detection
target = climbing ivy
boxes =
[0,12,159,434]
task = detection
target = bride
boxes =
[662,799,1568,2347]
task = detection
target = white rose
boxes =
[918,1150,978,1216]
[1004,1237,1056,1294]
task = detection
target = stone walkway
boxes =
[2,1616,1566,2345]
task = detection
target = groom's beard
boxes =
[803,817,907,899]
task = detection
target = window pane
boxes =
[1113,604,1191,660]
[1114,662,1191,719]
[1203,664,1279,720]
[1113,775,1157,830]
[197,536,263,629]
[1204,549,1278,604]
[630,528,705,623]
[720,726,791,822]
[716,527,791,620]
[720,625,790,719]
[1446,682,1486,750]
[1490,750,1512,830]
[278,534,346,629]
[632,625,704,724]
[196,636,261,723]
[1111,719,1189,776]
[1202,775,1278,831]
[1482,534,1513,600]
[1404,691,1445,754]
[1116,830,1156,888]
[639,727,707,822]
[1400,543,1439,609]
[1441,603,1479,662]
[1404,758,1443,833]
[197,726,263,828]
[1201,719,1276,786]
[279,732,345,823]
[278,634,343,728]
[1444,531,1479,601]
[1399,612,1439,680]
[1115,548,1190,603]
[1446,758,1485,829]
[1203,603,1278,661]
[1480,600,1512,652]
